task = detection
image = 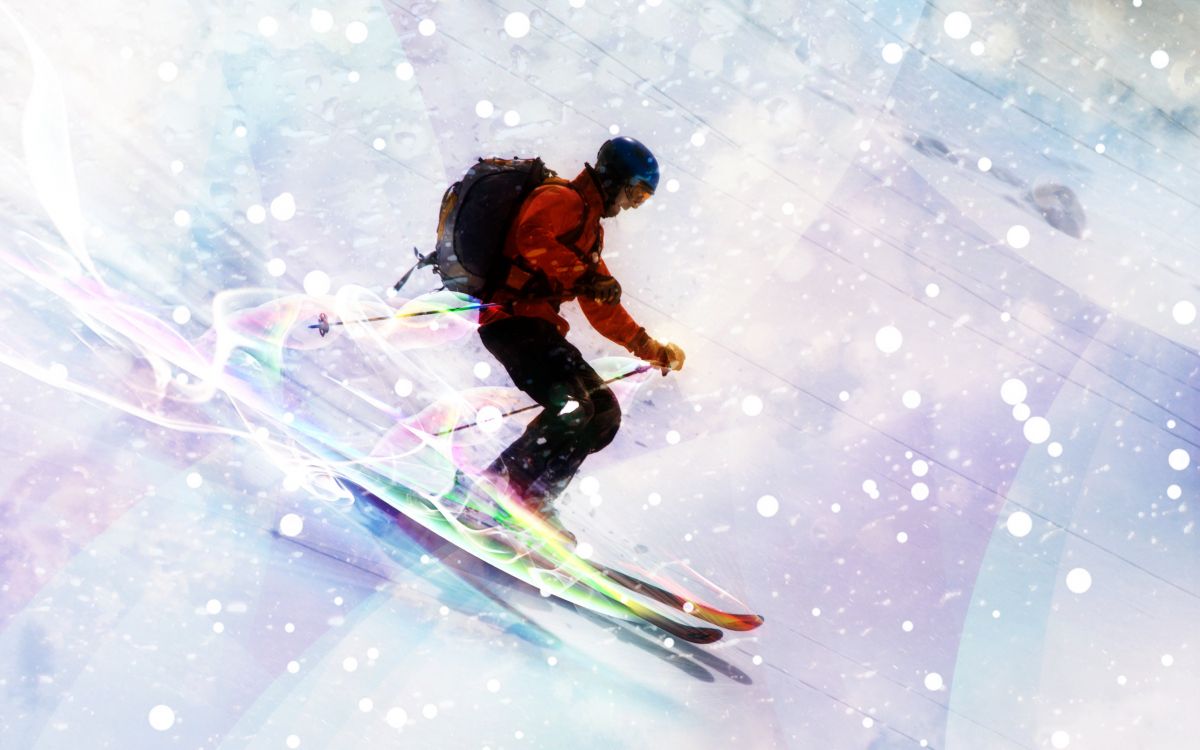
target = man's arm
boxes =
[579,260,684,372]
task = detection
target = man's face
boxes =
[603,182,654,218]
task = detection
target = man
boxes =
[468,137,685,535]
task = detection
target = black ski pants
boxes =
[478,316,621,506]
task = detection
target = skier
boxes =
[465,137,685,538]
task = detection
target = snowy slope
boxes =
[0,1,1196,748]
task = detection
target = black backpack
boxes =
[394,157,567,298]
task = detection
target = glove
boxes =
[653,342,686,374]
[631,329,685,375]
[574,270,622,305]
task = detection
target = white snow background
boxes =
[0,0,1197,748]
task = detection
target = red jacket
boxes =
[479,164,657,360]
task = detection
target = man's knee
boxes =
[588,387,621,450]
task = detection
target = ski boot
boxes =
[514,486,578,551]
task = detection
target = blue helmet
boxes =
[595,137,660,194]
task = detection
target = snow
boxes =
[270,192,297,221]
[924,672,944,691]
[1167,448,1190,470]
[477,405,503,432]
[504,12,531,39]
[147,705,175,731]
[279,513,304,537]
[741,394,763,415]
[385,707,408,728]
[1006,224,1031,249]
[1007,511,1033,538]
[1150,50,1170,69]
[943,13,971,40]
[1065,567,1092,594]
[2,1,1198,748]
[310,9,333,33]
[302,270,330,296]
[874,325,903,353]
[1023,416,1051,444]
[345,22,368,44]
[755,494,779,517]
[881,43,904,65]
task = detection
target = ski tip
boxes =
[691,608,764,631]
[717,614,765,631]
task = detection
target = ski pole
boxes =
[435,365,655,436]
[308,289,587,337]
[309,304,504,337]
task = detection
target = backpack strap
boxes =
[392,247,437,292]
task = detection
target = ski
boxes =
[384,482,725,645]
[615,599,723,644]
[480,526,725,644]
[591,562,764,632]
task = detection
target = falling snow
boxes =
[1,1,1195,749]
